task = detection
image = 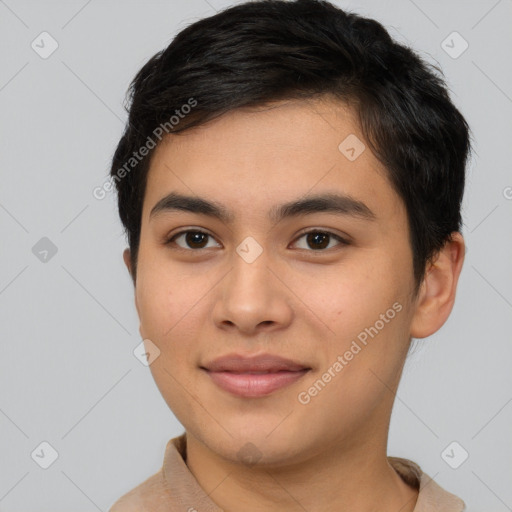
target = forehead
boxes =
[141,97,403,226]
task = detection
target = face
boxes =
[127,97,422,466]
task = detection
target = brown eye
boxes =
[184,231,209,248]
[166,230,220,250]
[293,230,348,251]
[306,232,330,249]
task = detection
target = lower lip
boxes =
[204,369,310,398]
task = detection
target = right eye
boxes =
[165,230,222,250]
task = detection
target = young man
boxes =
[108,0,470,510]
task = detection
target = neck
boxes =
[185,430,419,512]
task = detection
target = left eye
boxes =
[292,230,347,251]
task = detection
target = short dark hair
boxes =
[110,0,471,291]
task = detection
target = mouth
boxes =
[201,368,310,397]
[200,352,311,398]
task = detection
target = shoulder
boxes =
[388,456,466,511]
[108,469,169,512]
[417,471,466,511]
[108,434,187,512]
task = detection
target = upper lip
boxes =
[201,353,310,373]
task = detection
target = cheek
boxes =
[136,267,200,409]
[297,265,391,333]
[305,254,411,363]
[135,262,209,383]
[135,273,172,339]
[135,256,196,339]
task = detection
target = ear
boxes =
[123,247,138,289]
[123,248,132,277]
[410,232,465,338]
[123,248,144,338]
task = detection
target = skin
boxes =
[123,96,465,512]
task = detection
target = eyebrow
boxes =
[149,191,376,224]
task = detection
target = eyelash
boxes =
[164,229,349,252]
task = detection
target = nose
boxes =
[211,247,294,335]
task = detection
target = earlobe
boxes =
[410,232,465,339]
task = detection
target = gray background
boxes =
[1,0,511,510]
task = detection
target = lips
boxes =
[201,353,311,397]
[202,353,310,372]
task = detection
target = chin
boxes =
[211,423,308,464]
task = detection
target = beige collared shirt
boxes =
[109,433,466,512]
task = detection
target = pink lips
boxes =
[201,353,311,398]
